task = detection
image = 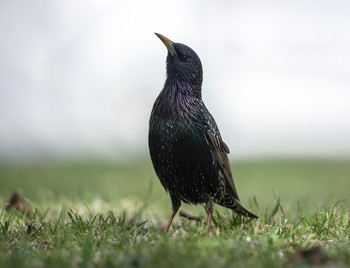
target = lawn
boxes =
[0,159,349,267]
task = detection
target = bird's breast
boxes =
[149,110,218,204]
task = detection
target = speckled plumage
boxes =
[149,33,257,232]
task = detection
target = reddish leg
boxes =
[206,213,213,234]
[164,208,179,232]
[164,194,181,232]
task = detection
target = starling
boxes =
[149,33,258,232]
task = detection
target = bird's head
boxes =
[155,33,203,90]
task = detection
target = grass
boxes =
[0,158,350,267]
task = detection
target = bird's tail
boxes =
[218,194,258,219]
[234,198,258,219]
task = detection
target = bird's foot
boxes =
[179,210,215,235]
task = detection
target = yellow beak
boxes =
[155,33,177,56]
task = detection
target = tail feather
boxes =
[233,198,258,219]
[216,193,258,219]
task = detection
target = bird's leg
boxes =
[205,200,214,234]
[164,194,181,233]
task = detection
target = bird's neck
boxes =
[157,78,202,116]
[165,76,202,99]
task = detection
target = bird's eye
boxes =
[178,53,188,62]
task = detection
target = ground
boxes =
[0,159,349,267]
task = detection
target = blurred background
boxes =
[1,0,350,216]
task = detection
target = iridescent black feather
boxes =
[149,34,257,231]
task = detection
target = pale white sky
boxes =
[0,0,350,160]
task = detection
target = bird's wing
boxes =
[204,127,240,200]
[204,127,259,218]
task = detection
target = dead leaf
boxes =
[5,191,38,218]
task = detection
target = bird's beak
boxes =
[155,33,177,56]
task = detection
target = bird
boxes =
[149,33,258,233]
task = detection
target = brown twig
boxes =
[179,210,203,222]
